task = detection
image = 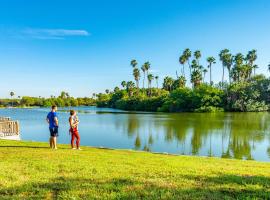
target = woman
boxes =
[69,110,81,150]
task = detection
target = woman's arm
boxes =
[69,117,73,127]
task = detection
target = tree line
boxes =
[96,48,270,112]
[0,91,95,108]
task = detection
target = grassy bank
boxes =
[0,140,270,199]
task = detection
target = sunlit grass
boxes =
[0,140,269,199]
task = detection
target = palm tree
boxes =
[179,55,186,76]
[121,81,127,89]
[219,49,229,84]
[163,76,174,91]
[191,70,202,87]
[224,53,234,83]
[246,49,257,67]
[126,81,135,97]
[234,53,244,81]
[203,68,208,83]
[252,65,258,76]
[144,62,151,87]
[105,89,110,94]
[114,87,120,92]
[183,48,192,76]
[130,59,138,68]
[10,91,15,107]
[194,50,201,65]
[147,73,154,96]
[141,64,146,89]
[155,76,159,88]
[144,62,151,76]
[207,57,216,85]
[133,68,140,90]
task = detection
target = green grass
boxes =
[0,140,270,200]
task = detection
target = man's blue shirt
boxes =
[47,111,58,128]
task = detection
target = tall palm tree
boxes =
[147,73,154,96]
[144,62,151,87]
[207,57,216,85]
[10,91,15,107]
[203,68,208,83]
[130,59,138,68]
[179,55,186,76]
[224,53,234,83]
[121,81,127,89]
[194,50,201,65]
[144,62,151,76]
[234,53,244,81]
[133,68,141,90]
[141,64,146,89]
[155,76,159,88]
[252,65,258,76]
[183,48,192,76]
[219,49,229,84]
[191,70,202,87]
[246,50,257,78]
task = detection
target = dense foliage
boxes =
[95,49,270,112]
[0,91,95,108]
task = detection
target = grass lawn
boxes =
[0,140,270,200]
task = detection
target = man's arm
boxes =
[46,114,50,124]
[54,116,59,127]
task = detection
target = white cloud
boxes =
[22,28,90,40]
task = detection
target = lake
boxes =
[0,107,270,161]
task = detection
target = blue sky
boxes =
[0,0,270,98]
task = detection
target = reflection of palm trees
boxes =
[134,134,141,149]
[112,111,270,160]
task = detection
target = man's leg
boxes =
[49,137,53,148]
[53,136,57,149]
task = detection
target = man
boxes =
[46,105,59,149]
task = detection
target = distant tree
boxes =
[194,50,201,65]
[105,89,110,94]
[207,57,216,85]
[183,48,192,76]
[130,59,138,68]
[133,68,140,90]
[141,64,146,89]
[155,76,159,88]
[10,91,15,107]
[126,81,135,96]
[203,68,208,83]
[179,55,186,77]
[219,49,230,84]
[121,81,127,89]
[163,76,174,91]
[147,73,154,96]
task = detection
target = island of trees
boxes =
[96,49,270,112]
[1,48,270,112]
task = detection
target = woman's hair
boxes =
[70,110,75,116]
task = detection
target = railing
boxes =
[0,120,20,137]
[0,117,11,121]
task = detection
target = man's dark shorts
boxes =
[49,127,59,137]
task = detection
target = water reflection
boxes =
[114,112,270,161]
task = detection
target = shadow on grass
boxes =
[0,145,49,149]
[0,174,269,199]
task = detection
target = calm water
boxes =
[0,107,270,162]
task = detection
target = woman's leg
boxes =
[71,129,75,148]
[75,131,80,149]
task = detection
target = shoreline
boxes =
[1,138,267,163]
